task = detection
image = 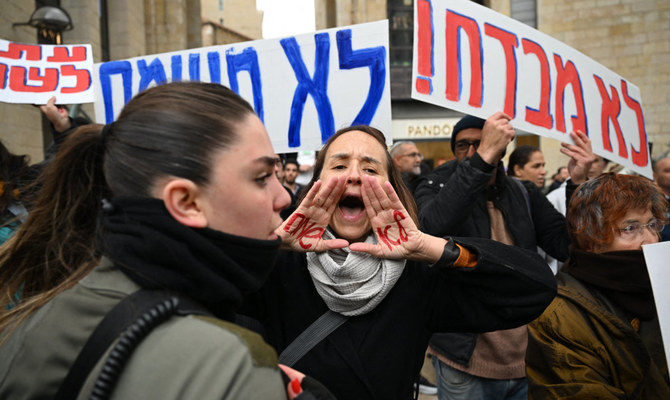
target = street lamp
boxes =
[13,5,74,44]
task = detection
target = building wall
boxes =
[538,0,670,163]
[202,20,253,46]
[200,0,263,39]
[315,0,387,29]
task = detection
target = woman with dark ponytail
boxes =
[0,82,331,399]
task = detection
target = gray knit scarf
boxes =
[306,229,406,316]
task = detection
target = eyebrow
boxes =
[253,155,281,168]
[330,152,382,165]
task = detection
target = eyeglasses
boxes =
[454,140,481,153]
[401,152,424,160]
[617,219,666,238]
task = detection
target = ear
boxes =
[160,178,208,228]
[513,164,523,177]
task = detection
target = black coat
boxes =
[414,153,571,367]
[243,237,556,400]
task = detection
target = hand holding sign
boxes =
[478,111,515,164]
[277,176,349,252]
[350,176,447,263]
[561,130,596,185]
[38,96,71,133]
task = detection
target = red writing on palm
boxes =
[376,210,409,251]
[283,213,325,250]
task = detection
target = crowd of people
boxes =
[0,81,668,399]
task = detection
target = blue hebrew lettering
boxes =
[99,61,133,123]
[171,55,182,81]
[138,58,167,91]
[226,47,264,122]
[189,53,200,81]
[281,33,334,147]
[207,51,221,84]
[336,29,386,125]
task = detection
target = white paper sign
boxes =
[93,20,392,153]
[642,241,670,374]
[412,0,651,178]
[0,39,94,104]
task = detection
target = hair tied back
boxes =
[101,122,115,144]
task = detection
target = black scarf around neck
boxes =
[563,247,656,320]
[96,197,281,320]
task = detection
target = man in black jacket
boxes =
[414,111,594,400]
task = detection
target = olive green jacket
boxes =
[0,258,286,400]
[527,272,670,399]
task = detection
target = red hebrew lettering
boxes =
[282,213,324,250]
[0,64,7,89]
[554,55,586,134]
[0,43,41,61]
[445,10,483,107]
[47,46,87,62]
[284,213,309,235]
[521,39,552,129]
[416,0,433,95]
[484,23,519,118]
[60,65,91,93]
[393,210,408,241]
[9,66,58,93]
[621,80,648,167]
[377,226,400,251]
[593,75,627,158]
[377,210,409,251]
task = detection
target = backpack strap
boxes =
[278,309,348,367]
[54,290,210,400]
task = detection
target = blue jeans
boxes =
[432,356,528,400]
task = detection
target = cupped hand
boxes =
[276,176,349,252]
[39,96,71,133]
[561,130,596,184]
[349,176,445,262]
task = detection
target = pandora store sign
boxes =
[391,118,461,140]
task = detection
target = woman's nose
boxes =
[274,180,291,210]
[346,166,362,185]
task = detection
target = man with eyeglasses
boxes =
[414,112,596,400]
[390,141,425,194]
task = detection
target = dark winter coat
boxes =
[243,237,557,400]
[414,153,570,366]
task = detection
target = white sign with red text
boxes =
[0,39,94,104]
[412,0,651,178]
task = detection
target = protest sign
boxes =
[642,241,670,373]
[0,39,94,104]
[93,20,391,153]
[412,0,651,178]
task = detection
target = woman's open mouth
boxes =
[338,194,366,221]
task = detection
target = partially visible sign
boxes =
[412,0,652,178]
[93,20,392,153]
[0,39,94,104]
[392,117,459,139]
[642,241,670,374]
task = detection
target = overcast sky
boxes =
[257,0,316,39]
